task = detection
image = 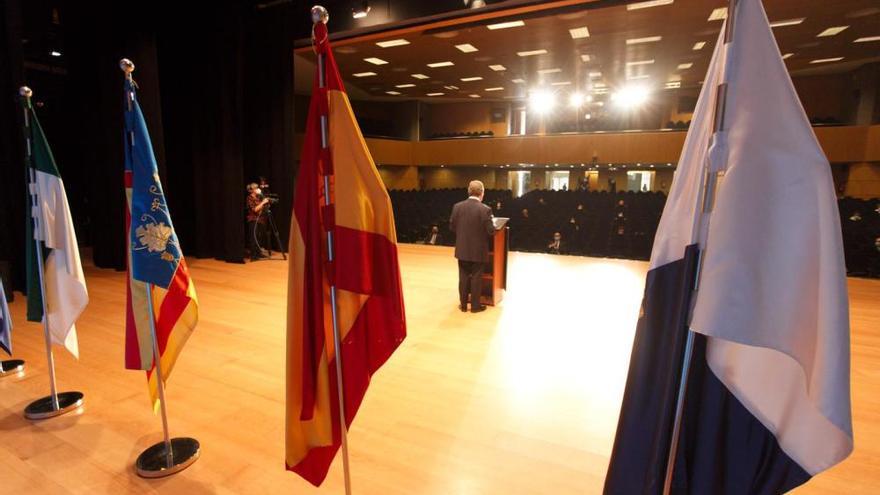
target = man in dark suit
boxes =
[449,180,495,313]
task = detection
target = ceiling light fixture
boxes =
[352,1,370,19]
[385,91,401,95]
[708,7,727,21]
[364,57,388,65]
[353,72,377,77]
[529,89,555,114]
[569,27,590,39]
[626,59,655,66]
[487,20,525,30]
[512,78,525,83]
[854,36,880,43]
[551,81,572,86]
[455,43,478,53]
[412,73,429,79]
[692,41,706,50]
[461,76,483,81]
[817,26,849,37]
[470,94,481,98]
[580,54,591,62]
[395,83,415,88]
[810,57,844,64]
[537,68,562,74]
[781,53,794,59]
[427,61,454,67]
[485,87,504,91]
[626,36,662,45]
[517,49,548,57]
[769,18,805,28]
[611,85,650,108]
[489,64,507,71]
[426,92,444,96]
[627,0,674,10]
[376,39,409,48]
[677,62,693,69]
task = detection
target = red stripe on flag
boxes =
[287,227,406,487]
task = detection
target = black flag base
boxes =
[0,359,25,377]
[24,391,84,420]
[136,437,200,478]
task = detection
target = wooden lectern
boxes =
[481,217,509,306]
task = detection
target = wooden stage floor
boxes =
[1,244,878,494]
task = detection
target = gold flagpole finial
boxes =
[19,86,32,98]
[119,58,135,80]
[311,5,329,25]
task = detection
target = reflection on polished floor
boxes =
[0,244,878,494]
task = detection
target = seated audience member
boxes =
[424,225,442,245]
[547,232,564,255]
[521,208,530,221]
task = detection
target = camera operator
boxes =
[246,183,269,261]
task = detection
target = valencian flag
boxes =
[604,0,852,493]
[123,77,198,410]
[0,280,11,356]
[286,18,406,486]
[23,96,88,358]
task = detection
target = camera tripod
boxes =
[254,204,287,260]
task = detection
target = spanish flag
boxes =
[123,76,199,411]
[286,19,406,486]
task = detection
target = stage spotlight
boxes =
[611,85,650,109]
[569,92,585,108]
[529,89,556,114]
[352,1,370,19]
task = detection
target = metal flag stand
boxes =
[661,1,736,494]
[313,6,353,495]
[120,59,200,478]
[0,358,25,378]
[20,86,84,419]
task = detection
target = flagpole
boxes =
[661,1,736,494]
[19,86,84,419]
[312,6,353,495]
[121,59,200,479]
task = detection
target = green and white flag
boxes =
[24,96,88,358]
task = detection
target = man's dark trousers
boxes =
[458,260,484,309]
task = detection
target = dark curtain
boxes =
[0,1,298,275]
[0,0,26,291]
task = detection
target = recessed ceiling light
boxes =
[551,81,572,86]
[364,57,389,65]
[353,72,377,77]
[455,43,478,53]
[50,50,62,57]
[627,74,650,80]
[769,18,805,28]
[395,83,415,88]
[626,36,662,45]
[385,91,401,95]
[593,88,609,94]
[593,82,606,88]
[677,63,693,69]
[627,0,674,10]
[627,59,654,66]
[817,26,849,37]
[693,41,707,50]
[427,92,445,96]
[708,7,727,21]
[781,53,794,60]
[664,81,681,89]
[512,78,525,83]
[517,49,548,57]
[427,61,454,67]
[461,76,483,82]
[444,85,459,90]
[412,73,429,79]
[569,27,590,39]
[588,71,602,78]
[810,57,844,64]
[485,87,504,91]
[537,68,562,74]
[854,36,880,43]
[489,64,507,71]
[487,20,525,30]
[580,54,592,62]
[469,94,481,98]
[376,39,410,48]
